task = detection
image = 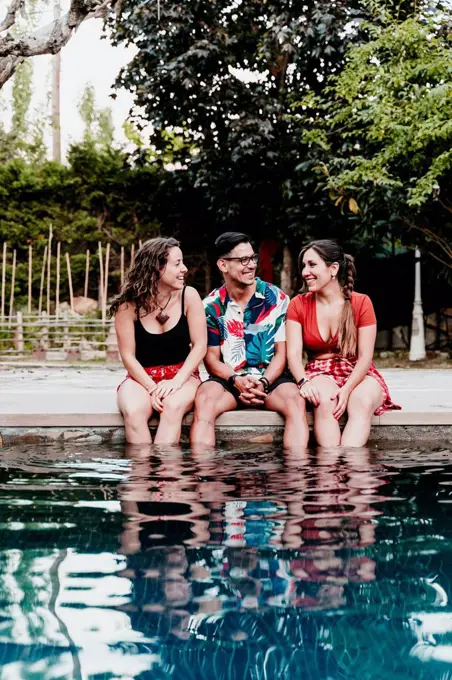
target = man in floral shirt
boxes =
[190,232,308,448]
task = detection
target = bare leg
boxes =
[264,382,309,449]
[341,377,384,447]
[154,377,200,445]
[190,382,238,448]
[309,375,341,448]
[117,379,153,444]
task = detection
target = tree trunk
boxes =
[204,258,212,296]
[280,246,294,296]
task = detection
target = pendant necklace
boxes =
[156,293,172,325]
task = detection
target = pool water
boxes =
[1,444,452,679]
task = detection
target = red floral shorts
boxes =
[305,357,401,416]
[117,362,200,392]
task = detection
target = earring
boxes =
[332,274,336,279]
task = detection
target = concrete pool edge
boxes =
[1,367,451,445]
[1,421,451,447]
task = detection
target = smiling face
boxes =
[217,241,258,288]
[301,247,339,293]
[159,246,188,290]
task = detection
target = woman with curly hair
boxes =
[110,237,207,445]
[286,240,400,448]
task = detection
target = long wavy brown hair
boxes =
[109,237,181,318]
[298,239,358,357]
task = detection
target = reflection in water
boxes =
[0,444,452,678]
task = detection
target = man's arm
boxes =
[204,344,234,381]
[261,340,286,384]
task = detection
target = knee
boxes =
[161,400,185,419]
[122,404,149,426]
[194,388,217,416]
[316,392,335,414]
[348,393,375,417]
[281,394,306,418]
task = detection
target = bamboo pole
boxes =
[28,245,32,314]
[120,246,124,288]
[1,241,7,321]
[138,239,143,249]
[84,248,90,298]
[15,310,24,351]
[38,245,48,317]
[98,241,104,313]
[56,241,61,318]
[131,244,135,267]
[46,224,53,316]
[8,249,16,326]
[41,311,49,350]
[102,242,110,324]
[65,252,74,313]
[63,310,69,350]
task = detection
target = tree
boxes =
[78,82,115,149]
[0,0,116,87]
[298,12,452,269]
[0,58,47,162]
[108,0,382,249]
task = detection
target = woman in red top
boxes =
[286,240,400,447]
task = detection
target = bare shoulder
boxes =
[115,301,136,318]
[184,286,203,304]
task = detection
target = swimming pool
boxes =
[1,443,452,679]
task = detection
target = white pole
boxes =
[1,242,7,321]
[409,248,426,361]
[16,310,24,352]
[47,224,53,317]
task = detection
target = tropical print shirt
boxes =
[203,277,289,377]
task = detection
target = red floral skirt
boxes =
[305,357,401,416]
[117,362,200,392]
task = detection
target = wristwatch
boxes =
[228,374,238,389]
[297,377,309,388]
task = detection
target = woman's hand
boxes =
[150,392,164,413]
[153,378,183,400]
[331,385,351,420]
[299,379,320,406]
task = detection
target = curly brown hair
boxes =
[109,237,181,318]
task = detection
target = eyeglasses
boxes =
[221,254,259,267]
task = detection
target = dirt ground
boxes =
[374,350,452,369]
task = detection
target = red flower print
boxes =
[255,306,272,324]
[226,319,244,337]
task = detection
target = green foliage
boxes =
[0,60,47,164]
[11,61,33,143]
[297,12,452,267]
[0,144,163,307]
[107,0,384,246]
[78,83,115,150]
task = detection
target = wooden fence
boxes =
[0,312,119,362]
[0,229,142,326]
